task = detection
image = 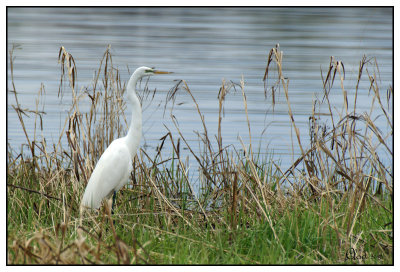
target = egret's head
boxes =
[135,66,173,78]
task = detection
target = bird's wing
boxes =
[81,139,133,209]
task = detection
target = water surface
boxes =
[7,7,393,183]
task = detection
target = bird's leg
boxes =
[105,191,117,231]
[111,190,117,215]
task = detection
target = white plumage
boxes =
[81,66,172,209]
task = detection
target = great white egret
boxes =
[81,66,172,210]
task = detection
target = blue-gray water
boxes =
[7,7,393,185]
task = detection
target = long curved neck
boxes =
[125,72,143,157]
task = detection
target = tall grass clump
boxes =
[7,44,392,264]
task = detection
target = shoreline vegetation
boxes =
[7,45,392,264]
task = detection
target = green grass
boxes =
[7,159,393,264]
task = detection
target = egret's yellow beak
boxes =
[153,70,173,74]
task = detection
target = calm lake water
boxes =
[7,7,393,183]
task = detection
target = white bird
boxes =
[81,66,172,210]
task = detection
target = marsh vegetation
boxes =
[7,45,392,264]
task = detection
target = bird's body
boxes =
[81,66,171,210]
[81,138,134,209]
